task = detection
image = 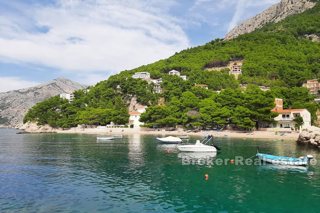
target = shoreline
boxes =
[19,124,299,141]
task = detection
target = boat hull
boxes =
[97,137,114,141]
[256,153,309,166]
[156,137,182,144]
[177,145,217,152]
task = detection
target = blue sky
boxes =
[0,0,279,92]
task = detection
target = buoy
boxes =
[204,174,209,181]
[230,159,235,164]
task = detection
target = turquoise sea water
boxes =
[1,129,320,213]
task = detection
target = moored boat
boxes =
[97,136,115,141]
[256,152,313,166]
[156,136,182,144]
[177,140,217,152]
[177,136,218,153]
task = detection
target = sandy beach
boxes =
[60,128,299,140]
[20,122,299,141]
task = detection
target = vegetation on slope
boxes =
[24,2,320,130]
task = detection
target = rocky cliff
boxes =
[0,78,86,128]
[225,0,317,40]
[297,126,320,149]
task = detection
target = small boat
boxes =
[97,136,114,141]
[179,135,190,139]
[256,152,313,166]
[177,136,218,153]
[156,136,182,144]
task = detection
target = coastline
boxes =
[19,123,299,141]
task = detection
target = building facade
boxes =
[132,72,151,80]
[129,106,147,128]
[168,70,187,80]
[168,70,180,76]
[272,98,311,129]
[59,93,74,102]
[194,84,209,90]
[228,60,243,79]
[302,79,320,95]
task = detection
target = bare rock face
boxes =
[225,0,317,40]
[297,127,320,149]
[0,78,86,128]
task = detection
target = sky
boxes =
[0,0,279,92]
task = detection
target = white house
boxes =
[60,93,74,102]
[151,78,162,84]
[132,72,151,80]
[151,78,163,94]
[180,75,187,81]
[168,70,187,80]
[168,70,180,76]
[272,98,311,129]
[129,106,147,128]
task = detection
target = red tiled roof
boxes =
[272,108,305,113]
[129,111,141,115]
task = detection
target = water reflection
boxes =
[258,164,310,173]
[157,144,178,153]
[128,134,144,167]
[177,152,217,166]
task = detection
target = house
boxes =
[153,84,162,94]
[180,75,187,81]
[194,84,209,90]
[168,70,187,81]
[128,105,147,128]
[228,61,242,76]
[132,72,151,80]
[129,111,144,128]
[303,79,320,95]
[168,70,180,76]
[59,93,74,102]
[151,78,162,94]
[151,78,162,84]
[259,86,270,91]
[272,98,311,129]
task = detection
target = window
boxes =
[293,113,300,118]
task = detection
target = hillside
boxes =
[225,0,317,40]
[24,1,320,131]
[0,78,86,127]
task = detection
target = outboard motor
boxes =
[307,155,314,163]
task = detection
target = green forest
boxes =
[24,2,320,131]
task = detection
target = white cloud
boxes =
[0,0,281,88]
[0,77,39,92]
[0,0,190,74]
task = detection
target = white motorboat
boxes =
[97,136,114,141]
[156,136,182,144]
[178,140,217,152]
[177,136,218,152]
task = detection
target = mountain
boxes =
[0,78,86,128]
[225,0,317,40]
[24,1,320,131]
